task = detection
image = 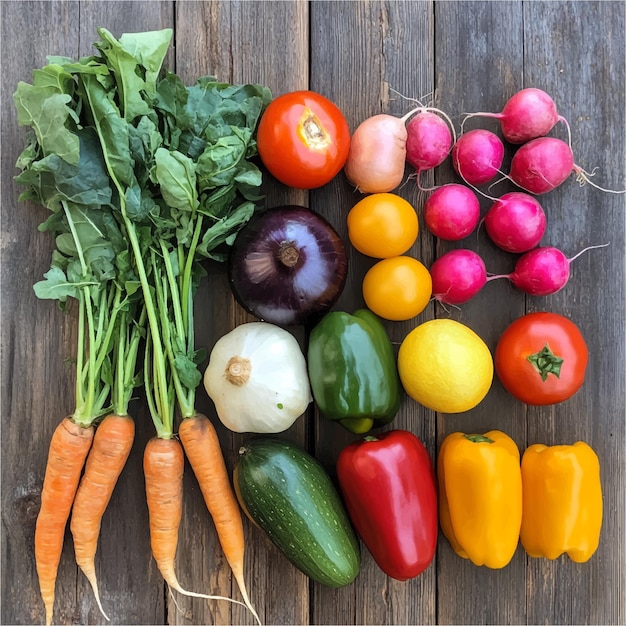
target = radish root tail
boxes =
[574,166,626,194]
[460,111,503,134]
[567,242,610,263]
[558,115,573,148]
[455,162,501,202]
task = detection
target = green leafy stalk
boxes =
[151,249,191,425]
[78,70,173,436]
[112,299,146,416]
[16,28,271,440]
[60,201,109,425]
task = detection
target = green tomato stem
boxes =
[527,343,564,381]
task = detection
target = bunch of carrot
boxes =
[14,26,270,625]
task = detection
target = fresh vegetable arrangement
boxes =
[14,23,617,625]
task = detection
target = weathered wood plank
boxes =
[173,2,310,625]
[1,3,174,625]
[433,2,528,624]
[310,1,436,624]
[1,5,81,621]
[522,3,625,624]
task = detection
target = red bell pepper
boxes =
[336,429,438,580]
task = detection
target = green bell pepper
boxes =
[307,309,402,434]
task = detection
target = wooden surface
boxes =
[1,1,624,624]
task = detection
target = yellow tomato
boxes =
[347,193,419,258]
[362,256,432,321]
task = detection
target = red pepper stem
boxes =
[464,433,495,444]
[364,435,379,442]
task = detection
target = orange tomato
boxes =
[257,91,351,189]
[347,193,419,258]
[362,256,432,321]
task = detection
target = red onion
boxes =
[227,205,348,325]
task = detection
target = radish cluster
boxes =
[342,86,617,309]
[396,88,615,306]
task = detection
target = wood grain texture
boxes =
[309,2,436,624]
[173,2,310,625]
[432,3,527,624]
[522,3,625,624]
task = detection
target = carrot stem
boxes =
[151,250,192,422]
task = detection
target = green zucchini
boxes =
[233,437,360,587]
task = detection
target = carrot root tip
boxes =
[83,570,109,621]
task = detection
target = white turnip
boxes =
[423,184,481,241]
[484,192,547,253]
[430,249,488,305]
[489,244,609,296]
[452,129,505,186]
[344,105,431,194]
[462,87,570,144]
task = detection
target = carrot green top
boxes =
[15,27,271,436]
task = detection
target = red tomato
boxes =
[257,90,351,189]
[495,312,588,405]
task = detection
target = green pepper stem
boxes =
[464,433,495,444]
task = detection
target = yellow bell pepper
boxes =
[520,442,602,563]
[438,430,522,569]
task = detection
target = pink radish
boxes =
[484,192,547,253]
[423,184,481,241]
[406,111,454,190]
[462,87,570,144]
[430,249,488,305]
[507,136,625,195]
[489,244,609,296]
[508,137,574,194]
[452,129,505,185]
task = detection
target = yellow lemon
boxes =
[398,319,493,413]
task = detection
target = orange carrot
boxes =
[143,436,247,609]
[179,413,260,625]
[35,417,94,626]
[70,413,135,620]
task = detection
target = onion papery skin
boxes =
[227,205,348,326]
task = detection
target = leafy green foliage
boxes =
[14,26,271,431]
